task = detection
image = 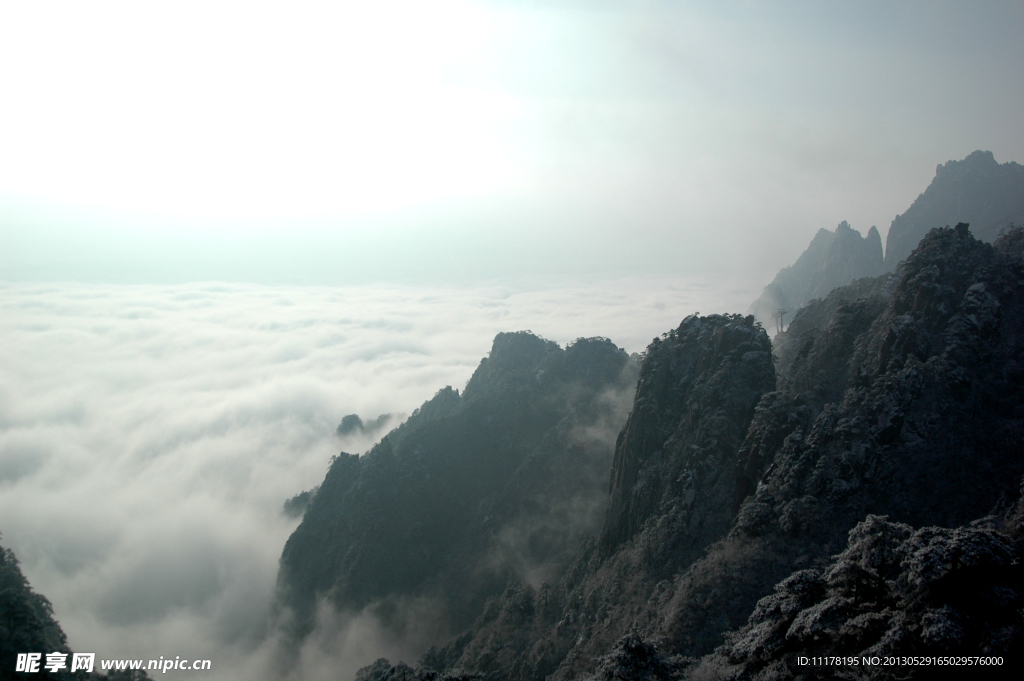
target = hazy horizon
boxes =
[3,1,1023,287]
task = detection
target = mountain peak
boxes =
[749,221,883,328]
[938,148,997,174]
[885,150,1024,268]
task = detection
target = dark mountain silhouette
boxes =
[424,314,776,681]
[351,225,1024,681]
[750,221,883,329]
[752,151,1024,333]
[275,333,639,643]
[883,150,1024,270]
[0,541,118,681]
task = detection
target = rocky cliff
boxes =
[601,315,774,556]
[683,224,1024,678]
[883,150,1024,270]
[699,514,1023,680]
[359,225,1024,681]
[276,333,638,642]
[388,315,777,681]
[750,221,883,328]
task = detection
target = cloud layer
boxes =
[0,275,755,678]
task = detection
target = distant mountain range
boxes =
[751,150,1024,330]
[884,150,1024,269]
[749,220,883,329]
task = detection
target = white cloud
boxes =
[0,275,754,678]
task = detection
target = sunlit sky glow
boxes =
[2,0,1023,283]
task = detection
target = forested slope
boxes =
[357,226,1024,681]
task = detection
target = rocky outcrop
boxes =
[582,628,686,681]
[698,515,1022,680]
[601,315,775,555]
[883,150,1024,270]
[345,223,1024,681]
[391,315,776,681]
[336,413,399,438]
[751,221,884,328]
[674,223,1024,678]
[276,333,638,641]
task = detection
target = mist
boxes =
[0,276,750,678]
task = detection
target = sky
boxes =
[2,1,1024,678]
[2,0,1022,285]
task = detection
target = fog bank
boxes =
[0,275,754,678]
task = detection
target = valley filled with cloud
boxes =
[0,275,752,678]
[3,2,1022,678]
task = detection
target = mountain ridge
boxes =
[353,224,1024,681]
[275,332,639,646]
[884,150,1024,270]
[750,221,883,329]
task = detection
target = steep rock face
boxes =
[410,316,775,681]
[747,224,1024,534]
[672,224,1024,677]
[602,315,775,555]
[883,150,1024,270]
[354,226,1024,681]
[276,333,637,640]
[751,222,884,328]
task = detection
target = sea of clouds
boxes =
[0,275,757,679]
